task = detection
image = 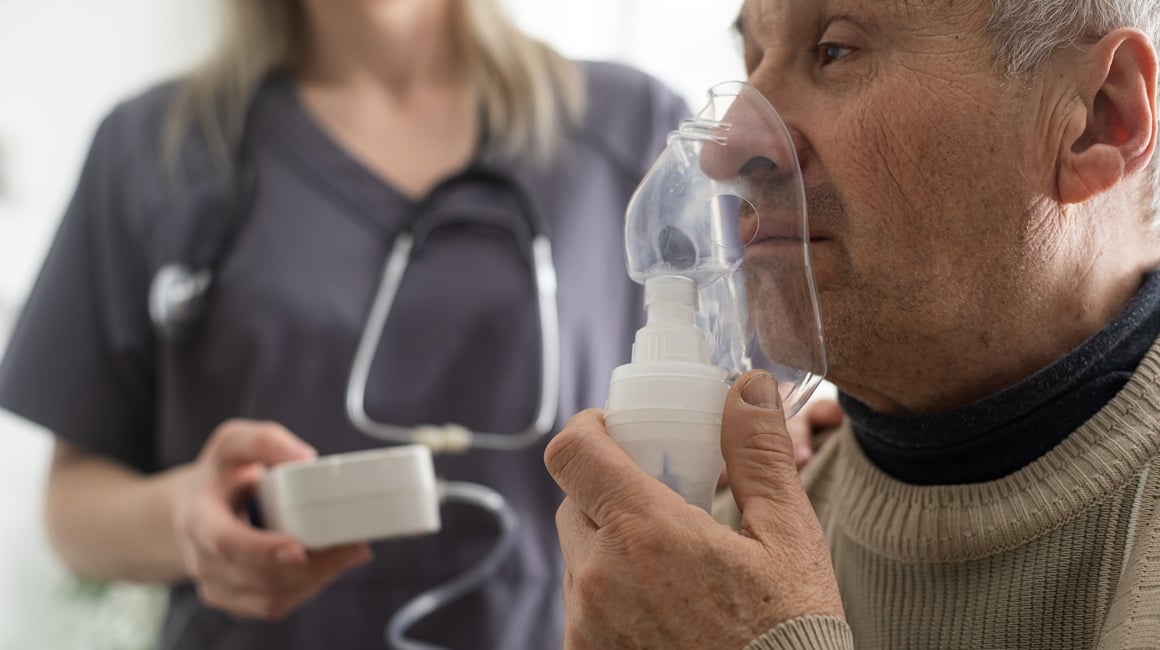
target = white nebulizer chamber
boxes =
[606,81,826,510]
[606,276,730,512]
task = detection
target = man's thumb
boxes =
[722,371,804,514]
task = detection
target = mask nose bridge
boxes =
[694,97,804,185]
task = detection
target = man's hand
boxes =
[718,395,844,490]
[788,397,845,469]
[546,370,843,649]
[171,420,373,620]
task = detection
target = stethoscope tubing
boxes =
[344,229,561,453]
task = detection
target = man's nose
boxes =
[699,93,808,183]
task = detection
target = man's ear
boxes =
[1058,29,1158,205]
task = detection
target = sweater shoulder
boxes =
[1098,455,1160,648]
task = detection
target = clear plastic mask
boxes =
[624,81,826,417]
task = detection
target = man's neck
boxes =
[838,205,1160,416]
[842,267,1160,485]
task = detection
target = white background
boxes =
[0,1,750,646]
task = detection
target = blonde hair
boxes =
[164,0,585,175]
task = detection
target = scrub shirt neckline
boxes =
[257,70,503,237]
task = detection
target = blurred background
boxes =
[0,0,748,646]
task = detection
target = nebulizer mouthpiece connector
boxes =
[633,276,711,364]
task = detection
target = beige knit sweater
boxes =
[747,345,1160,649]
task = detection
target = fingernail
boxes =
[740,372,782,410]
[275,546,305,564]
[298,442,319,459]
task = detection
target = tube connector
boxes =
[412,425,473,454]
[631,276,711,364]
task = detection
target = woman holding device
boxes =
[0,0,690,647]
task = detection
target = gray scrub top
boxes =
[0,61,688,649]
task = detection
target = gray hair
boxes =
[987,0,1160,230]
[165,0,584,176]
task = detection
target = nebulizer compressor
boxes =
[606,81,826,511]
[256,80,825,649]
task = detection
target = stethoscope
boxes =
[146,83,560,649]
[147,95,562,455]
[344,168,561,453]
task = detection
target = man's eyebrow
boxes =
[732,13,746,40]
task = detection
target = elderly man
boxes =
[546,0,1160,648]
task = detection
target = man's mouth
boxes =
[738,216,830,247]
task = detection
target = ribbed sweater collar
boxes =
[841,271,1160,484]
[823,342,1160,562]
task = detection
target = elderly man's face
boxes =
[737,0,1064,401]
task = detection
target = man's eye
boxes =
[818,43,856,65]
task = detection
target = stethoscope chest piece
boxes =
[148,263,213,343]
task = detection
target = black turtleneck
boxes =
[842,270,1160,486]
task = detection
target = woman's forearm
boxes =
[45,441,192,584]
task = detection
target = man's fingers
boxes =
[807,399,845,430]
[786,416,815,469]
[545,409,673,528]
[721,371,810,518]
[210,421,317,471]
[556,498,598,570]
[787,398,845,468]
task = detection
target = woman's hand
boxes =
[172,419,373,620]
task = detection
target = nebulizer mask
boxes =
[605,81,826,511]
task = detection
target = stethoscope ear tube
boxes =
[530,235,560,438]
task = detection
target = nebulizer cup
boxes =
[605,81,827,512]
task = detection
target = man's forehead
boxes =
[737,0,965,33]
